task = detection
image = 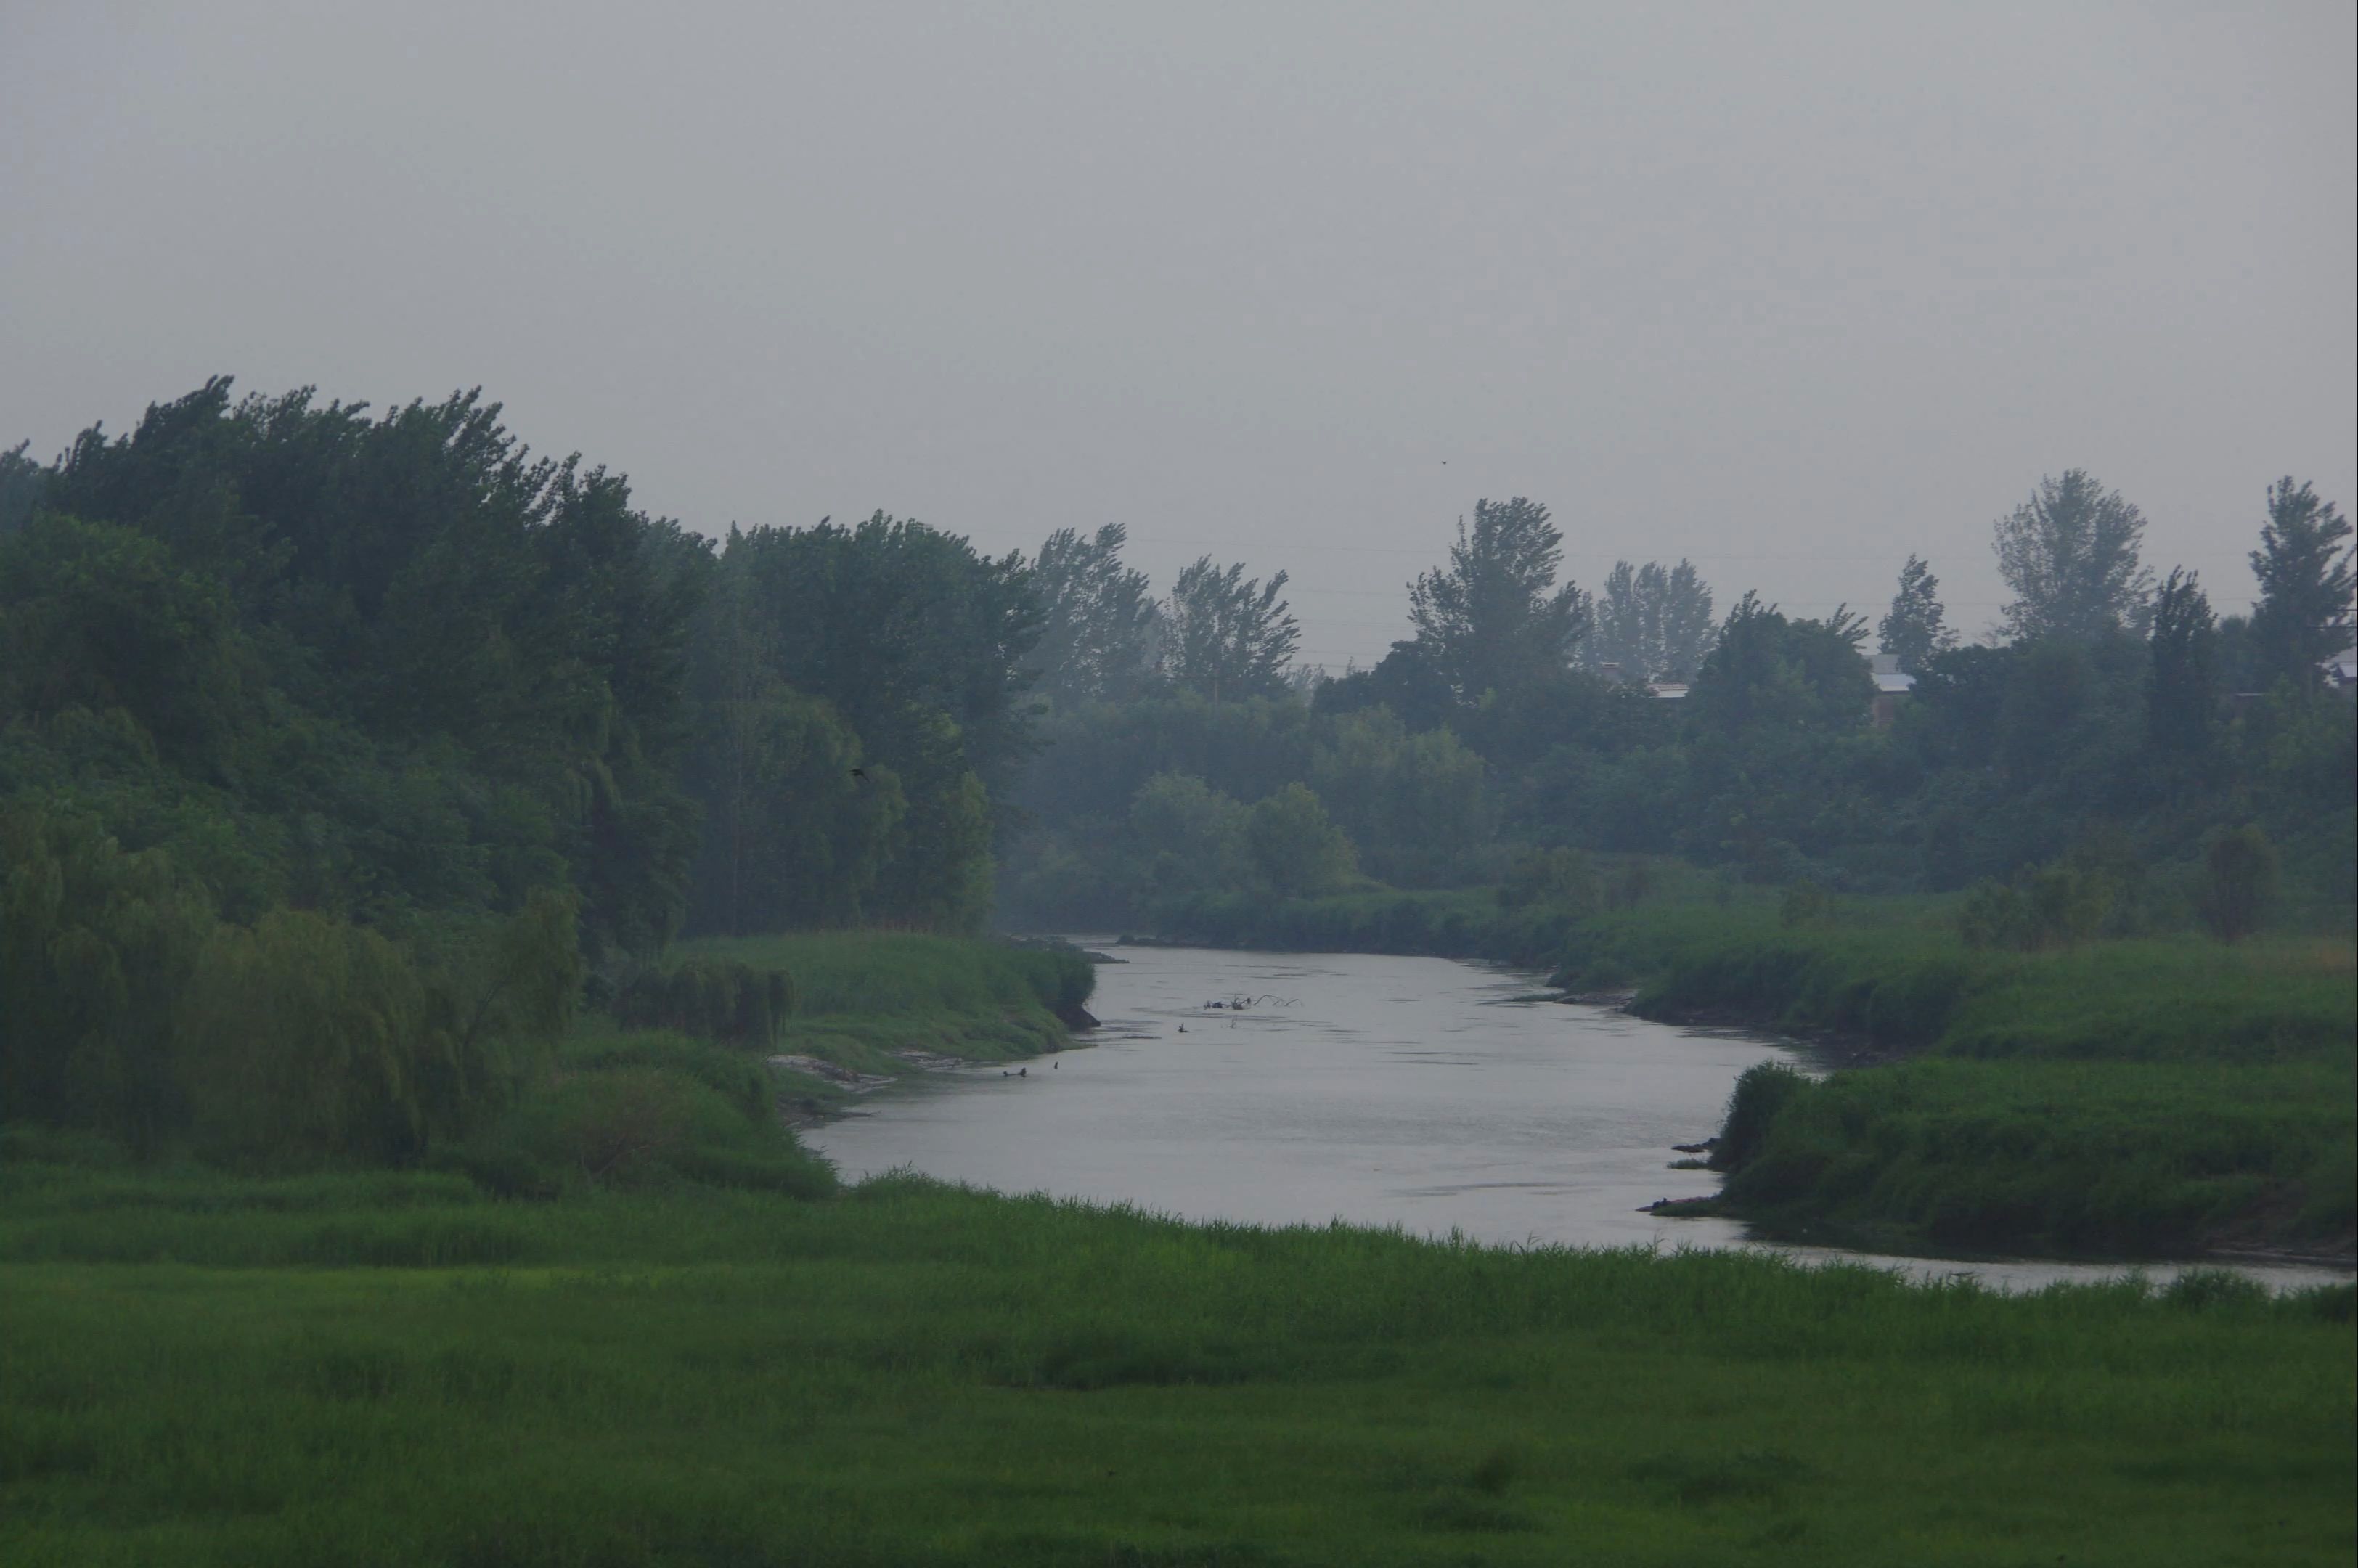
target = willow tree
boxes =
[2248,478,2354,693]
[1878,554,1955,669]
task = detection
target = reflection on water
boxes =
[807,942,2352,1295]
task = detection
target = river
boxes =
[807,943,2353,1294]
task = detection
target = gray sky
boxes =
[6,1,2352,669]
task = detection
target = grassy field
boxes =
[1,1151,2352,1567]
[1148,879,2358,1259]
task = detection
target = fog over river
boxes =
[809,944,2351,1295]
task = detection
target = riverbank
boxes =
[2,1154,2351,1567]
[692,931,1095,1118]
[435,934,1092,1198]
[1140,882,2358,1262]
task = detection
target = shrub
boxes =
[1958,859,2112,951]
[178,891,579,1167]
[2195,825,2277,944]
[613,959,796,1048]
[0,804,214,1151]
[1496,847,1598,913]
[1779,881,1835,928]
[1609,858,1657,910]
[1245,783,1358,899]
[1710,1061,1812,1173]
[451,1064,835,1199]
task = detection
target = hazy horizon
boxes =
[6,1,2351,667]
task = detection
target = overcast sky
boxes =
[5,1,2352,668]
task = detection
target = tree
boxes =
[0,514,263,776]
[1583,559,1715,682]
[1027,523,1160,709]
[1244,783,1356,898]
[1688,593,1872,735]
[0,804,214,1150]
[1161,557,1299,701]
[1407,497,1588,703]
[717,514,1044,796]
[688,515,1043,934]
[2195,825,2277,943]
[0,441,43,538]
[2248,478,2354,693]
[2145,568,2217,755]
[1877,554,1954,669]
[1127,772,1252,898]
[1313,640,1459,733]
[1496,846,1599,913]
[28,379,709,964]
[681,678,906,934]
[1307,709,1493,886]
[1993,470,2155,642]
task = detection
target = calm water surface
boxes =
[809,943,2351,1294]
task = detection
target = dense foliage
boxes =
[1003,474,2356,936]
[4,377,2350,1182]
[680,515,1040,935]
[0,380,1055,1164]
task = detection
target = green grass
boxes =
[1,1154,2352,1566]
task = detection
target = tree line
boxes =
[0,382,1044,1156]
[1,377,2351,1154]
[1003,478,2354,931]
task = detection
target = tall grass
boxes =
[1156,886,1574,964]
[1,1158,2351,1565]
[678,930,1093,1019]
[1618,907,2357,1254]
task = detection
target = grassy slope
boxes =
[1150,881,2358,1257]
[688,931,1093,1085]
[1,1161,2351,1567]
[431,934,1092,1199]
[1612,905,2357,1256]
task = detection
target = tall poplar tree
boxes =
[1028,523,1161,708]
[1161,558,1299,701]
[2248,478,2354,692]
[2146,567,2218,755]
[1993,470,2154,642]
[1406,497,1588,703]
[1877,554,1954,668]
[1585,559,1715,681]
